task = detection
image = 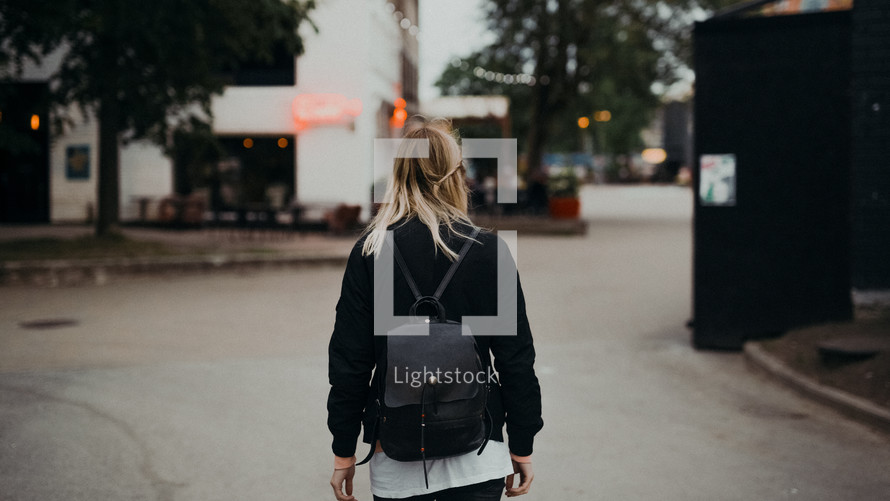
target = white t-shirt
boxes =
[369,440,514,499]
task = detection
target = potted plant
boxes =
[547,168,581,219]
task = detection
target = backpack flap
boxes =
[383,321,482,408]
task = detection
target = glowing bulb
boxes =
[577,117,590,129]
[243,138,254,149]
[277,138,289,148]
[30,114,40,130]
[641,148,667,164]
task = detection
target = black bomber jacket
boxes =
[326,218,543,459]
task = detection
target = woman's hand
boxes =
[330,464,356,501]
[505,459,534,497]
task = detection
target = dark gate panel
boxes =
[693,12,853,349]
[851,0,890,289]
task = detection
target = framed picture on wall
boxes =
[66,145,90,180]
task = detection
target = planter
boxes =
[548,197,580,219]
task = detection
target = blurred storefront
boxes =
[1,0,418,224]
[1,48,174,223]
[208,0,419,223]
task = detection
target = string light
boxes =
[386,2,421,41]
[384,2,539,86]
[456,58,539,86]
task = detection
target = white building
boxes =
[0,0,418,224]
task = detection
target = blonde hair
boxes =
[362,117,474,260]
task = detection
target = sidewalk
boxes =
[744,298,890,435]
[0,217,587,287]
[0,225,356,287]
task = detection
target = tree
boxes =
[0,0,315,235]
[436,0,734,175]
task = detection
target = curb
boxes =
[0,253,349,287]
[472,215,588,235]
[744,342,890,435]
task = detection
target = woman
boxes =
[327,118,543,500]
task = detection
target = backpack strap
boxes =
[391,226,481,302]
[391,236,423,301]
[433,227,481,300]
[355,394,380,466]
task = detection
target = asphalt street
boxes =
[1,185,888,500]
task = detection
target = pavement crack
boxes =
[0,383,186,501]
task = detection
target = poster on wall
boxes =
[699,154,736,206]
[66,145,90,180]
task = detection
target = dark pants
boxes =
[373,478,504,501]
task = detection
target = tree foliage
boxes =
[436,0,734,173]
[0,0,315,234]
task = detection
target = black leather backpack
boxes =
[357,227,491,488]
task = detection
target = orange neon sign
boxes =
[292,93,362,130]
